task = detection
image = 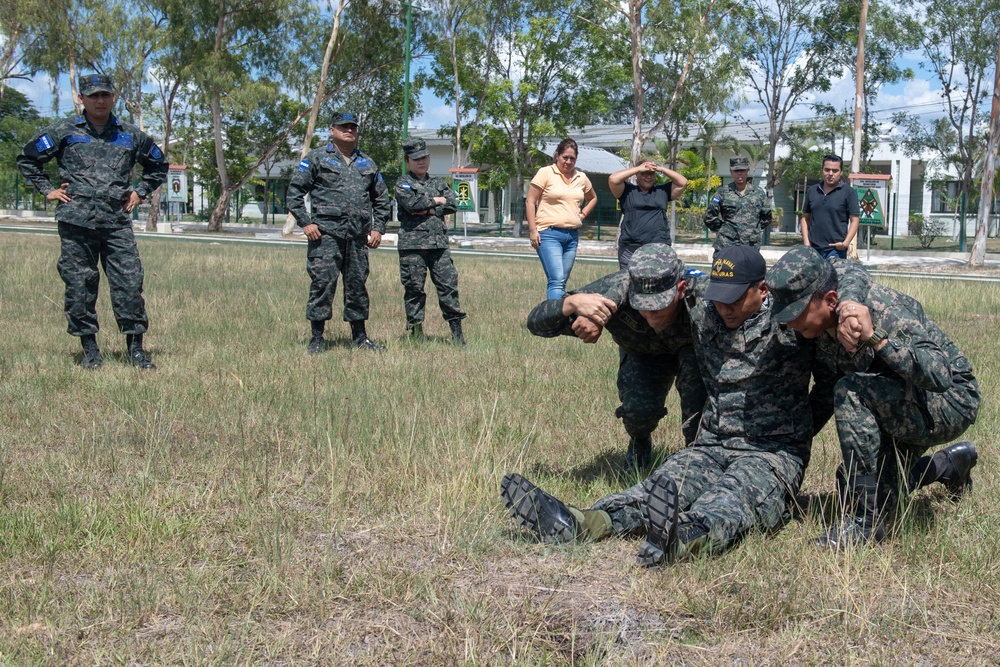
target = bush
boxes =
[676,205,707,233]
[908,213,949,249]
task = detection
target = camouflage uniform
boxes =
[286,140,390,324]
[589,295,836,551]
[16,106,168,337]
[394,166,465,328]
[703,182,772,252]
[527,265,707,447]
[788,257,978,489]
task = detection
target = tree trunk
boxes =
[969,33,1000,267]
[282,0,346,236]
[628,0,644,167]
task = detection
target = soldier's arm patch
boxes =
[150,144,163,160]
[298,159,310,171]
[711,196,721,204]
[400,182,411,190]
[35,135,55,153]
[685,268,706,277]
[377,173,383,182]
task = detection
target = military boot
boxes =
[636,473,680,567]
[350,320,386,352]
[624,434,653,474]
[308,321,325,355]
[126,333,155,370]
[908,441,978,500]
[449,319,466,348]
[500,473,579,543]
[815,472,888,549]
[80,334,103,369]
[407,322,425,340]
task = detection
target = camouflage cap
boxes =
[330,111,359,126]
[79,73,114,96]
[403,137,429,159]
[765,246,833,322]
[729,156,750,170]
[627,243,685,310]
[704,245,766,304]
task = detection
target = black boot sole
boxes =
[637,473,679,567]
[500,473,577,544]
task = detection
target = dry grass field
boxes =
[1,229,998,665]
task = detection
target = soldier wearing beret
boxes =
[703,155,773,255]
[766,246,980,547]
[526,243,707,472]
[286,111,391,353]
[393,138,467,346]
[16,73,168,369]
[505,246,839,566]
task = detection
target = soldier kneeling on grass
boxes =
[503,246,838,565]
[766,246,979,549]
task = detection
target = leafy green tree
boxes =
[891,0,1000,265]
[0,88,47,206]
[735,0,835,203]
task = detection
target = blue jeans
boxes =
[817,246,847,260]
[537,227,579,299]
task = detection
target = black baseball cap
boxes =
[704,245,767,304]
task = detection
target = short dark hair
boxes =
[554,137,578,160]
[822,154,843,169]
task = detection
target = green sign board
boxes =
[852,177,889,227]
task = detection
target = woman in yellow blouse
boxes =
[525,138,598,299]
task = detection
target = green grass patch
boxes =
[0,231,998,664]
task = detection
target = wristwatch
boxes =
[135,185,149,199]
[866,325,888,348]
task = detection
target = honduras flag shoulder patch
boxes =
[298,159,310,171]
[35,135,54,152]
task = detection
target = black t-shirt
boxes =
[803,181,860,251]
[618,182,674,246]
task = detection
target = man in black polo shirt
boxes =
[800,154,859,260]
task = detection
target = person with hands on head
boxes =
[525,138,598,299]
[766,246,980,548]
[393,137,467,346]
[527,244,706,472]
[609,159,688,269]
[16,73,168,370]
[286,110,390,354]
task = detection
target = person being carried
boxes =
[766,246,980,547]
[506,245,836,566]
[526,244,706,472]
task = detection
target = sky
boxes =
[11,49,955,139]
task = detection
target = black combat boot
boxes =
[80,334,103,369]
[407,322,425,340]
[350,320,386,352]
[308,321,325,355]
[624,434,653,473]
[636,472,681,567]
[448,319,466,347]
[500,473,580,543]
[815,472,889,549]
[126,333,155,370]
[908,441,978,499]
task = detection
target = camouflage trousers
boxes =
[590,444,803,551]
[398,248,465,326]
[834,373,978,487]
[614,345,705,446]
[56,222,148,336]
[306,233,370,323]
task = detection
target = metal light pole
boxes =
[401,0,414,175]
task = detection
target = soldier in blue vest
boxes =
[17,73,168,369]
[286,111,391,353]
